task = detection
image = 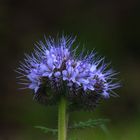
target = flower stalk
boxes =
[58,96,67,140]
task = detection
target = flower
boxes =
[16,35,120,110]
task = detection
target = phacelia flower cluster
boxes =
[16,35,120,110]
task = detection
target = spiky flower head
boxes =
[16,35,120,110]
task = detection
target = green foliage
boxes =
[34,126,58,135]
[34,118,110,137]
[69,119,110,129]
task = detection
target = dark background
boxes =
[1,0,140,140]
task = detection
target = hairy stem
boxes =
[58,96,67,140]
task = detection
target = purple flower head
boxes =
[16,35,120,110]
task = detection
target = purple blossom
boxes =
[16,35,120,101]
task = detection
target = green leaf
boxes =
[69,118,110,129]
[34,126,58,135]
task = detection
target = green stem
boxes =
[58,96,67,140]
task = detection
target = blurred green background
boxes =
[1,0,140,140]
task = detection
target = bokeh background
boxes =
[1,0,140,140]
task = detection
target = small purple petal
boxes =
[54,71,61,77]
